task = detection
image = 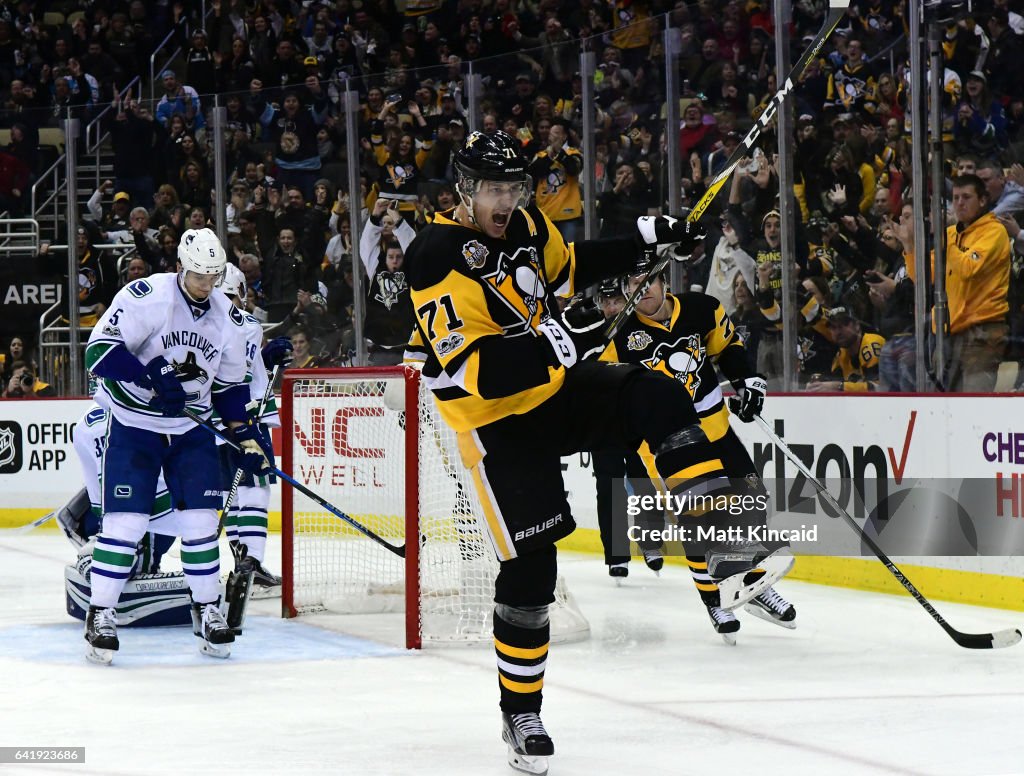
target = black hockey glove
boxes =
[635,215,707,259]
[728,375,767,423]
[537,316,578,369]
[145,356,187,417]
[261,337,293,368]
[231,422,273,476]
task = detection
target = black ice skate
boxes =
[642,548,664,575]
[707,605,740,646]
[711,545,794,610]
[251,559,281,588]
[608,563,628,586]
[502,712,554,775]
[744,586,797,629]
[84,605,119,665]
[190,597,235,658]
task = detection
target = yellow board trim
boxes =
[499,674,544,694]
[555,527,1024,612]
[495,638,549,660]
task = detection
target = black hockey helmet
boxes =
[454,130,532,218]
[454,130,529,181]
[597,277,624,300]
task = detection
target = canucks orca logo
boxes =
[375,271,408,310]
[643,334,706,396]
[172,351,209,384]
[492,246,545,320]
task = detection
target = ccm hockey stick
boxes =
[752,414,1022,650]
[217,362,283,539]
[184,408,406,558]
[603,0,851,343]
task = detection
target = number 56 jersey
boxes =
[85,274,248,435]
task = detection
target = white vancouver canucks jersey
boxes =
[85,273,248,435]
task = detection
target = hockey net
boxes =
[281,366,589,648]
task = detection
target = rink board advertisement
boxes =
[3,395,1023,608]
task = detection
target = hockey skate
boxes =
[84,606,118,665]
[190,597,235,658]
[744,586,797,629]
[608,562,628,586]
[710,544,794,610]
[251,559,281,588]
[502,712,554,775]
[642,547,664,575]
[707,605,740,646]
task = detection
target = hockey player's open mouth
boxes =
[492,212,510,228]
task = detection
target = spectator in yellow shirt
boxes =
[806,308,886,392]
[902,174,1010,391]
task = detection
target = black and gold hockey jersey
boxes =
[405,204,637,432]
[601,292,752,442]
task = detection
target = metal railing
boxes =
[29,152,66,240]
[150,24,186,103]
[36,242,139,394]
[0,218,40,256]
[84,77,141,191]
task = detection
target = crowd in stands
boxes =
[1,0,1023,396]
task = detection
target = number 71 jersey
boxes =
[85,274,248,435]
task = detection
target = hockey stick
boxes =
[183,408,406,558]
[217,362,283,539]
[2,510,57,535]
[603,0,850,343]
[752,414,1022,650]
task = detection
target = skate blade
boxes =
[197,638,232,659]
[85,646,114,665]
[719,551,794,611]
[507,746,549,776]
[720,632,738,646]
[250,585,281,600]
[743,603,797,630]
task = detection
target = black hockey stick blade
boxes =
[184,408,406,558]
[754,416,1021,650]
[753,415,1021,650]
[604,0,850,344]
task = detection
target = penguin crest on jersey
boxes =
[487,246,545,322]
[644,333,706,395]
[626,331,653,351]
[375,270,408,310]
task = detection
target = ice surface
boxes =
[1,532,1022,776]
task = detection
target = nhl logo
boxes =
[0,420,23,474]
[462,240,489,270]
[626,331,653,351]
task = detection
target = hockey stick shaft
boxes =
[217,362,282,538]
[184,408,405,558]
[3,510,56,535]
[603,1,850,343]
[753,415,1021,649]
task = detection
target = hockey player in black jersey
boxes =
[404,130,761,774]
[603,254,797,643]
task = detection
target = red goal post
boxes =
[279,366,589,649]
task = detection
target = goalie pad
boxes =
[64,559,224,627]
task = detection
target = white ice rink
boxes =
[1,532,1023,776]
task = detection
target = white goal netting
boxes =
[281,367,589,648]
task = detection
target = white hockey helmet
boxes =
[178,228,227,276]
[221,262,247,301]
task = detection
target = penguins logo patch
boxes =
[626,331,653,351]
[462,240,489,270]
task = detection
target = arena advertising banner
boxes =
[0,399,92,514]
[0,263,65,338]
[4,396,1024,577]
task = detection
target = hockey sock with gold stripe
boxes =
[494,604,549,714]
